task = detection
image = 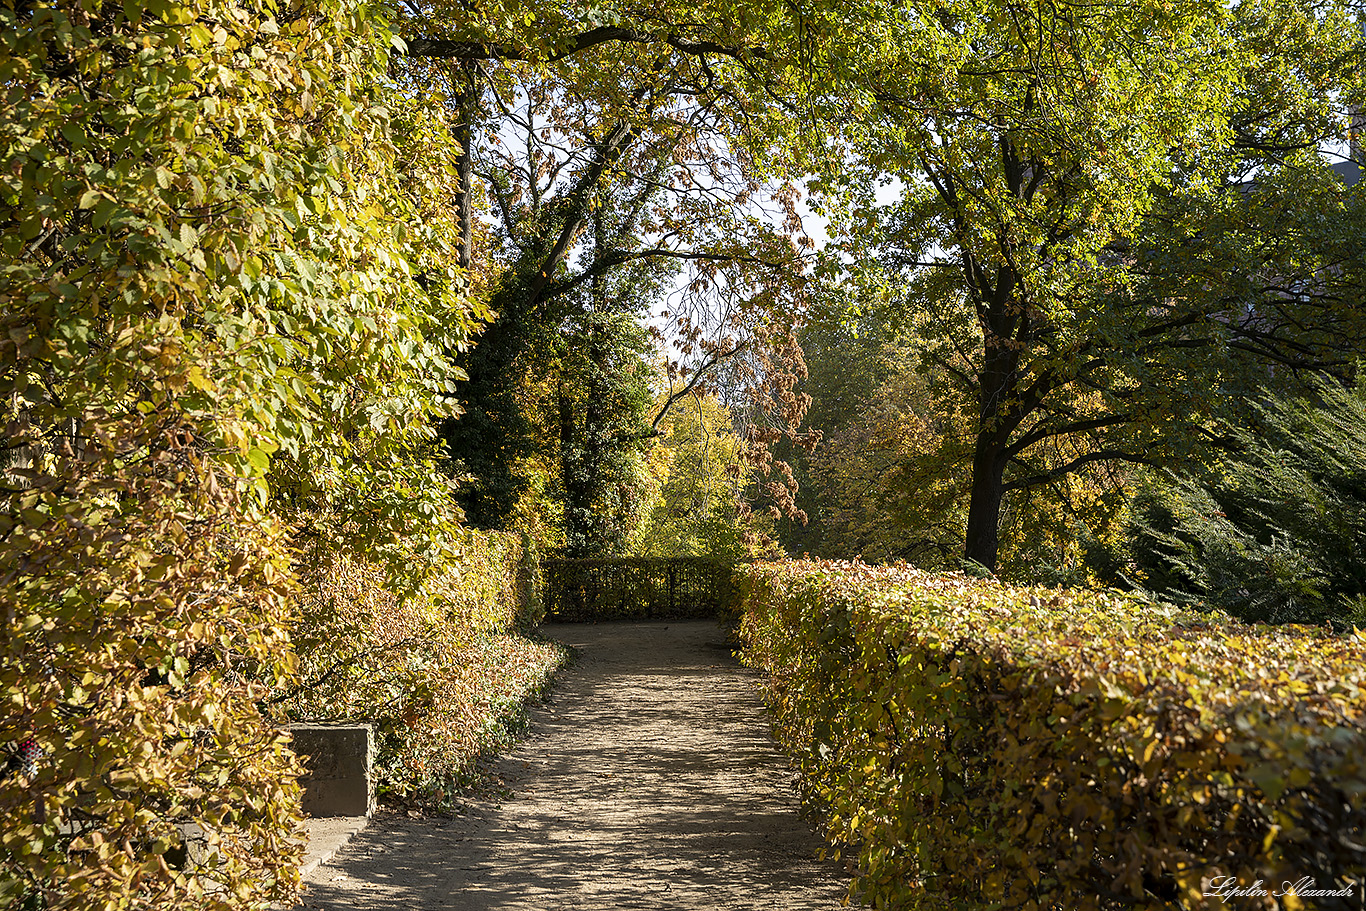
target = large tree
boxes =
[816,0,1366,570]
[391,2,820,534]
[781,301,1127,577]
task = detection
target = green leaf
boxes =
[246,447,270,475]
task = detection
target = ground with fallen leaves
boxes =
[295,621,849,910]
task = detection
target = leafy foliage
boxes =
[740,560,1366,910]
[781,308,1128,581]
[1128,377,1366,629]
[634,392,766,561]
[555,312,656,559]
[813,0,1366,569]
[415,7,819,533]
[0,0,475,902]
[282,530,562,804]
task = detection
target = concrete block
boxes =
[288,724,374,818]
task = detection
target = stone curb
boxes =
[300,816,369,879]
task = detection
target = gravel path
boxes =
[295,621,848,910]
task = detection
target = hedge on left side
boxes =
[281,527,564,805]
[0,0,467,905]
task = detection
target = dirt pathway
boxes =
[295,621,848,910]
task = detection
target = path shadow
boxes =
[296,622,847,911]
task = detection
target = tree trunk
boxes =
[963,429,1008,571]
[559,385,591,559]
[963,339,1019,572]
[452,59,477,272]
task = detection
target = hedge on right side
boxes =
[738,561,1366,911]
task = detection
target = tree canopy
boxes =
[388,0,820,535]
[811,0,1366,571]
[6,0,1366,902]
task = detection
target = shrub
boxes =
[280,528,564,803]
[1,0,471,902]
[1127,378,1366,629]
[739,560,1366,910]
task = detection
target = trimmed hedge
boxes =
[738,560,1366,910]
[282,529,562,804]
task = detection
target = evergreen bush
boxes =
[1128,378,1366,628]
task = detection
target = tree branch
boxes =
[649,342,749,433]
[1003,449,1155,492]
[1005,411,1136,458]
[542,246,795,300]
[404,26,770,63]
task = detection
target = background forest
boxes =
[3,0,1366,906]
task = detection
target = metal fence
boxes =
[541,557,734,622]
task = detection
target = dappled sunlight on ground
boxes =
[295,622,848,910]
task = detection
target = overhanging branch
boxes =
[405,26,770,63]
[648,342,749,434]
[543,246,796,300]
[1003,449,1155,492]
